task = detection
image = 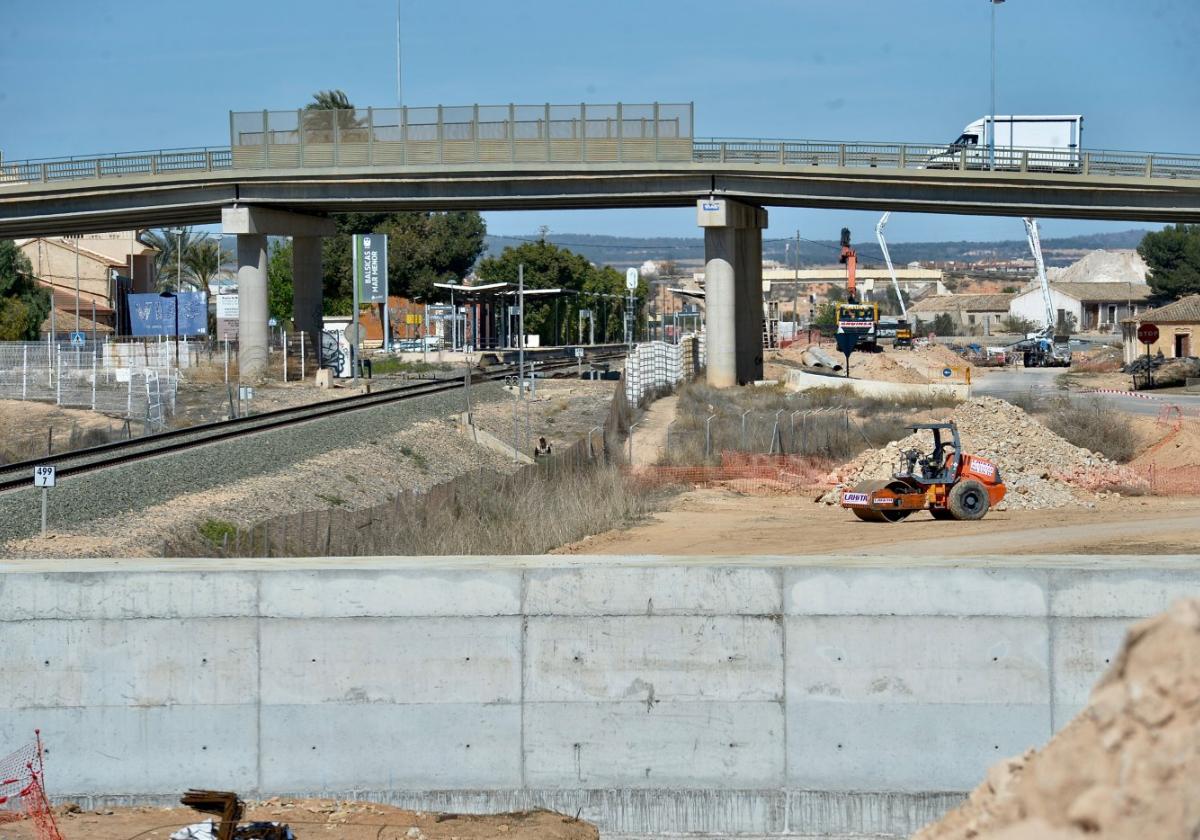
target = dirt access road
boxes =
[559,492,1200,556]
[2,801,595,840]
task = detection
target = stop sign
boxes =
[1137,323,1160,345]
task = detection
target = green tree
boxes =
[477,240,637,344]
[1137,224,1200,298]
[319,211,486,313]
[1000,314,1038,334]
[267,240,294,323]
[932,313,958,336]
[0,240,51,340]
[813,302,838,328]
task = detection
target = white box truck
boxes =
[927,115,1083,172]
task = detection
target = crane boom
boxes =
[839,227,858,302]
[1022,217,1054,334]
[875,212,907,318]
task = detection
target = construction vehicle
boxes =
[840,422,1006,522]
[1010,218,1072,367]
[835,227,881,351]
[875,213,912,348]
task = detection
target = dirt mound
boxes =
[821,397,1147,509]
[1047,249,1149,286]
[844,351,931,384]
[1132,418,1200,469]
[915,599,1200,840]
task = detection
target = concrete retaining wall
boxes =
[3,558,1197,838]
[786,369,969,400]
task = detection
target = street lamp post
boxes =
[159,291,180,368]
[989,0,1005,171]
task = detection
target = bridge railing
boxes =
[0,147,232,185]
[227,102,696,169]
[693,138,1200,179]
[4,122,1200,187]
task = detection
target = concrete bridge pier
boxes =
[291,236,324,351]
[222,207,335,381]
[697,198,768,387]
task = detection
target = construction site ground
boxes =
[557,491,1200,556]
[1,800,596,840]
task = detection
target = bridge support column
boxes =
[223,206,336,382]
[236,234,269,381]
[292,236,323,351]
[697,198,768,387]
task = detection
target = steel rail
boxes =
[0,354,620,493]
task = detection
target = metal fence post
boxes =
[654,102,660,162]
[705,414,716,457]
[21,345,27,399]
[367,107,375,165]
[333,109,341,166]
[1145,155,1154,178]
[91,350,97,409]
[472,104,480,163]
[283,331,288,382]
[581,103,588,162]
[899,145,907,168]
[261,109,269,168]
[401,105,408,166]
[544,103,551,162]
[509,103,516,164]
[55,347,61,405]
[838,144,846,167]
[300,331,306,380]
[127,370,132,418]
[223,338,229,384]
[437,104,445,165]
[298,108,306,166]
[740,409,751,450]
[627,421,639,463]
[1083,152,1091,176]
[617,102,624,163]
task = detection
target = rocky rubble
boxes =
[915,599,1200,840]
[821,397,1146,509]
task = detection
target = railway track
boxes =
[0,353,622,493]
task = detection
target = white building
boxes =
[1008,282,1155,333]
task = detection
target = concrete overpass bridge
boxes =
[4,101,1200,383]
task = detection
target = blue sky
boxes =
[2,0,1197,243]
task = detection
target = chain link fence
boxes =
[0,341,180,425]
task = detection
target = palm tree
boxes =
[303,90,365,143]
[142,227,205,291]
[185,239,225,292]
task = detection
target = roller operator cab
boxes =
[928,115,1083,172]
[840,422,1006,522]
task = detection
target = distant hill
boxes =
[484,229,1155,269]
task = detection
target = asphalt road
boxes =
[973,367,1200,416]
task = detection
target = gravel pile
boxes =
[821,396,1146,510]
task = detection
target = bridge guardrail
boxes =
[0,147,232,185]
[3,118,1200,186]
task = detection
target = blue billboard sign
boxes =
[128,292,208,337]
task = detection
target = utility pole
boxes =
[517,263,525,396]
[73,236,80,333]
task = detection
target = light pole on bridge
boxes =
[989,0,1005,171]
